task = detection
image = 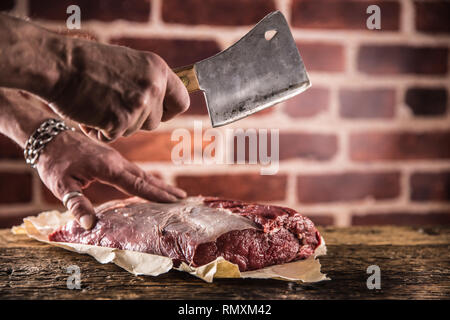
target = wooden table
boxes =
[0,226,448,299]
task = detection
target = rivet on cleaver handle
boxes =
[173,10,310,128]
[173,64,200,93]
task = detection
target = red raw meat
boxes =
[49,197,321,271]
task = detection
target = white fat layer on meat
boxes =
[95,197,258,246]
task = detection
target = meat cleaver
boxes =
[173,11,311,127]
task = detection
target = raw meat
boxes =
[49,197,321,271]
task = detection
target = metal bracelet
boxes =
[24,119,75,168]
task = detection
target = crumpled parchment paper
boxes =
[12,209,329,283]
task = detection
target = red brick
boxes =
[415,1,450,34]
[29,0,150,22]
[339,88,395,119]
[405,87,447,116]
[352,212,450,226]
[111,131,179,162]
[350,131,450,161]
[251,107,275,117]
[184,91,274,117]
[297,42,345,72]
[176,174,287,201]
[297,172,400,203]
[185,91,208,116]
[358,45,448,75]
[0,210,41,229]
[162,0,276,26]
[229,131,337,163]
[411,171,450,202]
[291,0,400,30]
[110,38,221,68]
[302,214,335,226]
[41,186,58,204]
[0,134,22,159]
[0,0,14,11]
[284,87,329,118]
[0,172,32,204]
[279,133,338,161]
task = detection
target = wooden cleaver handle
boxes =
[172,64,200,93]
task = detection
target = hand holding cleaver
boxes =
[173,11,310,127]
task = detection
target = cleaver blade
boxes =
[173,10,310,127]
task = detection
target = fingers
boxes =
[123,95,153,137]
[125,162,187,199]
[140,85,164,131]
[146,174,187,199]
[78,62,189,140]
[79,124,114,143]
[54,179,97,230]
[100,158,186,203]
[66,195,97,230]
[110,171,180,203]
[161,69,190,122]
[141,66,190,130]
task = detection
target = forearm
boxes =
[0,89,55,148]
[0,13,69,100]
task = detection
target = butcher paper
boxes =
[12,209,329,283]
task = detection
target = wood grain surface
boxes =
[0,226,449,300]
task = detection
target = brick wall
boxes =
[0,0,449,227]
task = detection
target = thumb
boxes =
[57,180,97,230]
[66,194,97,230]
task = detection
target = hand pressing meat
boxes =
[0,89,186,229]
[0,13,189,142]
[36,130,186,230]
